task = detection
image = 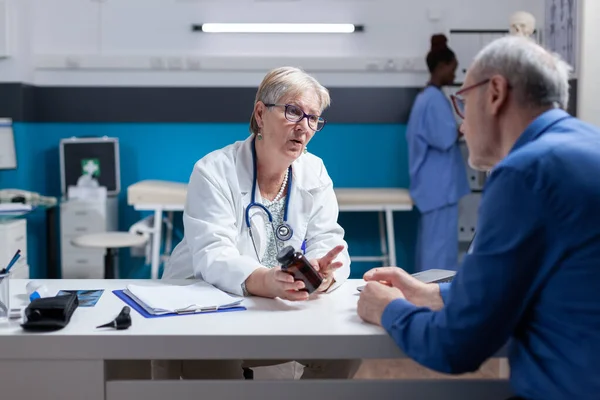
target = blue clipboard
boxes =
[112,290,246,319]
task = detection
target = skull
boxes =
[509,11,536,37]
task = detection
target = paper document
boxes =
[123,282,243,315]
[0,203,32,212]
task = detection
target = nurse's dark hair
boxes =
[426,34,456,73]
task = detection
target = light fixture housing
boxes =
[192,23,364,34]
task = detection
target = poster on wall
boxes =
[544,0,578,75]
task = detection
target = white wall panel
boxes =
[3,0,546,86]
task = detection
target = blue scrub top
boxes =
[406,86,470,212]
[383,109,600,399]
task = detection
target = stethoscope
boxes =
[245,138,294,260]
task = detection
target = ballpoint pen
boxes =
[0,249,21,274]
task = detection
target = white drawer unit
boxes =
[61,200,107,236]
[61,251,105,279]
[0,218,29,278]
[60,197,118,279]
[458,192,481,243]
[459,140,487,191]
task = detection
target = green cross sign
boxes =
[81,158,100,178]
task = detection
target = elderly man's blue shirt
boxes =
[382,109,600,399]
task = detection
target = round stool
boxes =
[71,232,148,279]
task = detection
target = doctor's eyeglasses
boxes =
[450,79,490,119]
[265,103,327,132]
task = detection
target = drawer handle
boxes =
[14,235,24,241]
[75,259,88,264]
[75,211,88,216]
[75,227,88,232]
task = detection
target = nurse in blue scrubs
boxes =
[406,34,470,271]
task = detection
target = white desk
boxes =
[0,279,511,400]
[335,188,413,268]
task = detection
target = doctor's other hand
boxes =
[363,267,444,311]
[310,245,345,292]
[357,282,404,326]
[245,267,309,301]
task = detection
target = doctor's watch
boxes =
[241,281,250,297]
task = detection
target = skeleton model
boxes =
[509,11,536,37]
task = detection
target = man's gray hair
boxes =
[471,36,572,109]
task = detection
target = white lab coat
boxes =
[163,135,351,296]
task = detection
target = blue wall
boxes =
[0,122,419,279]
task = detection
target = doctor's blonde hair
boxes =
[249,66,331,135]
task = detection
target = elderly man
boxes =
[358,36,600,399]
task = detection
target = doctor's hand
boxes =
[309,245,345,292]
[245,267,310,301]
[357,281,404,326]
[363,267,444,311]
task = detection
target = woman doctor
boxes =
[405,34,470,272]
[158,66,359,380]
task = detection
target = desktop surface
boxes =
[0,279,403,361]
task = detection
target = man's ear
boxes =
[488,75,510,116]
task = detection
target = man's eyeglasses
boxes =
[264,103,326,132]
[450,79,490,119]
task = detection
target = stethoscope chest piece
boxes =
[246,138,295,260]
[275,223,293,242]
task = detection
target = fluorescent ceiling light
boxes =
[195,23,362,33]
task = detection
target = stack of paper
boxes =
[123,282,244,315]
[0,203,33,215]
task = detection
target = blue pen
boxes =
[2,249,21,274]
